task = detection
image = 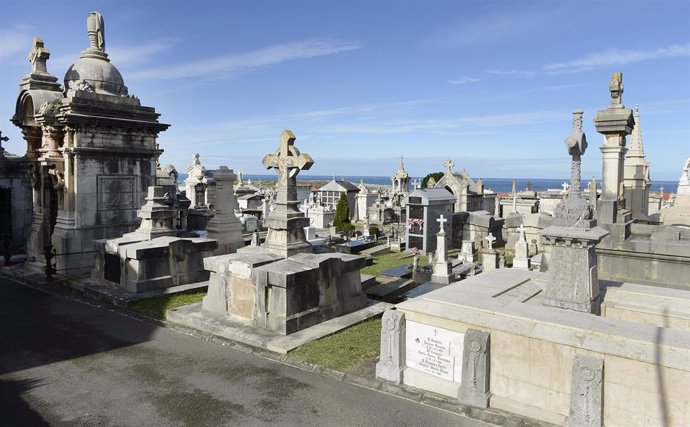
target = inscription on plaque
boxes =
[405,321,464,382]
[98,175,135,211]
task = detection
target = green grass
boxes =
[290,316,382,372]
[128,289,206,320]
[361,251,428,277]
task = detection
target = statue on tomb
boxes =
[87,12,105,51]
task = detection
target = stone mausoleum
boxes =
[10,13,168,275]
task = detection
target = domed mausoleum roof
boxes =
[64,11,129,97]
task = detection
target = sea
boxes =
[177,173,678,194]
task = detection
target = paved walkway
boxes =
[0,278,487,426]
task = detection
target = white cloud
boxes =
[487,43,690,78]
[486,69,536,78]
[544,43,690,73]
[130,39,360,80]
[447,77,481,85]
[108,39,178,68]
[0,24,35,61]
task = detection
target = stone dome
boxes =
[64,54,128,96]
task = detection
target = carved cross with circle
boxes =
[262,130,313,181]
[444,159,454,174]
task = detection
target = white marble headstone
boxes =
[405,321,464,382]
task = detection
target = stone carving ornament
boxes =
[458,329,490,408]
[375,309,405,384]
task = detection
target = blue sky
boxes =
[1,0,688,181]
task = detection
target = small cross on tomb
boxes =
[444,159,454,174]
[485,233,496,251]
[517,223,526,242]
[437,214,447,232]
[561,182,570,192]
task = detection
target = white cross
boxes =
[485,232,496,250]
[562,182,570,192]
[517,224,526,243]
[437,214,447,232]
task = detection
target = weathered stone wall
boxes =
[396,287,690,425]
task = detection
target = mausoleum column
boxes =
[593,73,634,226]
[22,127,42,162]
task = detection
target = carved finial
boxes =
[572,110,584,131]
[193,153,200,165]
[609,72,624,108]
[635,104,640,116]
[87,12,105,51]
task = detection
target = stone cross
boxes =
[485,233,496,251]
[444,159,454,174]
[659,186,664,197]
[564,111,587,197]
[29,38,50,74]
[562,182,569,192]
[437,214,447,233]
[262,130,314,216]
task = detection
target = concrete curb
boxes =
[0,268,555,427]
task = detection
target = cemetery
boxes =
[0,7,688,427]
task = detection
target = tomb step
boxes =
[366,278,417,301]
[380,264,413,279]
[360,274,377,291]
[359,244,390,256]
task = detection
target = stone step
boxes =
[360,274,377,291]
[366,278,417,301]
[380,264,413,279]
[359,244,390,256]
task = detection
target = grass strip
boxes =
[290,316,382,373]
[128,289,206,320]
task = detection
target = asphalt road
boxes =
[0,278,486,426]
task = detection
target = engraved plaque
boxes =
[405,321,464,382]
[98,175,135,210]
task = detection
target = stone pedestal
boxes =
[458,240,476,263]
[431,230,452,284]
[482,250,499,271]
[540,225,609,314]
[513,239,530,270]
[206,166,243,255]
